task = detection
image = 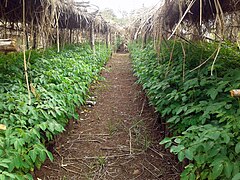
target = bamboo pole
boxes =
[22,0,31,105]
[168,0,196,40]
[56,13,60,52]
[106,27,109,48]
[90,21,95,54]
[200,0,202,26]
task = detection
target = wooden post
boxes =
[56,13,60,52]
[90,21,95,54]
[4,21,7,39]
[25,30,29,50]
[106,27,109,48]
[141,32,146,49]
[22,0,31,105]
[33,26,37,49]
[109,27,112,47]
[70,29,72,44]
[114,32,117,53]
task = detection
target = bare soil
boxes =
[34,53,180,180]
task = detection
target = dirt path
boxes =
[34,53,180,180]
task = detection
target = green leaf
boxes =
[35,160,42,170]
[39,122,47,131]
[54,123,64,133]
[174,138,181,144]
[207,131,221,140]
[23,174,33,180]
[2,171,17,179]
[189,172,196,180]
[39,151,46,162]
[0,174,5,180]
[222,133,230,144]
[235,143,240,154]
[210,163,223,179]
[167,116,180,123]
[12,155,22,169]
[29,149,37,162]
[178,151,185,161]
[224,161,233,178]
[0,162,8,169]
[185,149,193,160]
[206,88,218,100]
[170,145,185,153]
[8,161,15,172]
[46,151,54,162]
[232,173,240,180]
[14,138,25,150]
[160,137,172,145]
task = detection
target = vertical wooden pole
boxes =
[23,0,31,105]
[70,29,72,44]
[114,32,117,53]
[109,27,112,47]
[25,30,29,49]
[106,27,109,48]
[90,21,95,54]
[4,21,7,38]
[33,25,37,49]
[56,13,60,52]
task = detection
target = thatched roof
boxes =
[129,0,240,42]
[0,0,109,32]
[164,0,240,28]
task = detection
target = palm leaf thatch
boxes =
[0,0,115,49]
[130,0,240,43]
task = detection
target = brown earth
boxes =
[34,53,180,180]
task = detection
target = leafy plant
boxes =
[0,43,111,178]
[129,40,240,179]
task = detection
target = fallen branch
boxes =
[83,153,142,160]
[74,139,102,143]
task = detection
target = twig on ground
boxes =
[141,163,160,179]
[144,159,162,176]
[54,148,62,158]
[120,159,134,166]
[68,164,83,172]
[67,155,93,170]
[74,139,102,143]
[129,129,132,155]
[61,166,82,176]
[80,128,94,133]
[106,170,119,178]
[139,96,146,116]
[100,147,117,151]
[42,166,59,172]
[148,146,164,158]
[84,153,142,160]
[100,145,130,152]
[80,133,110,136]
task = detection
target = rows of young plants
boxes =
[0,44,111,179]
[129,41,240,180]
